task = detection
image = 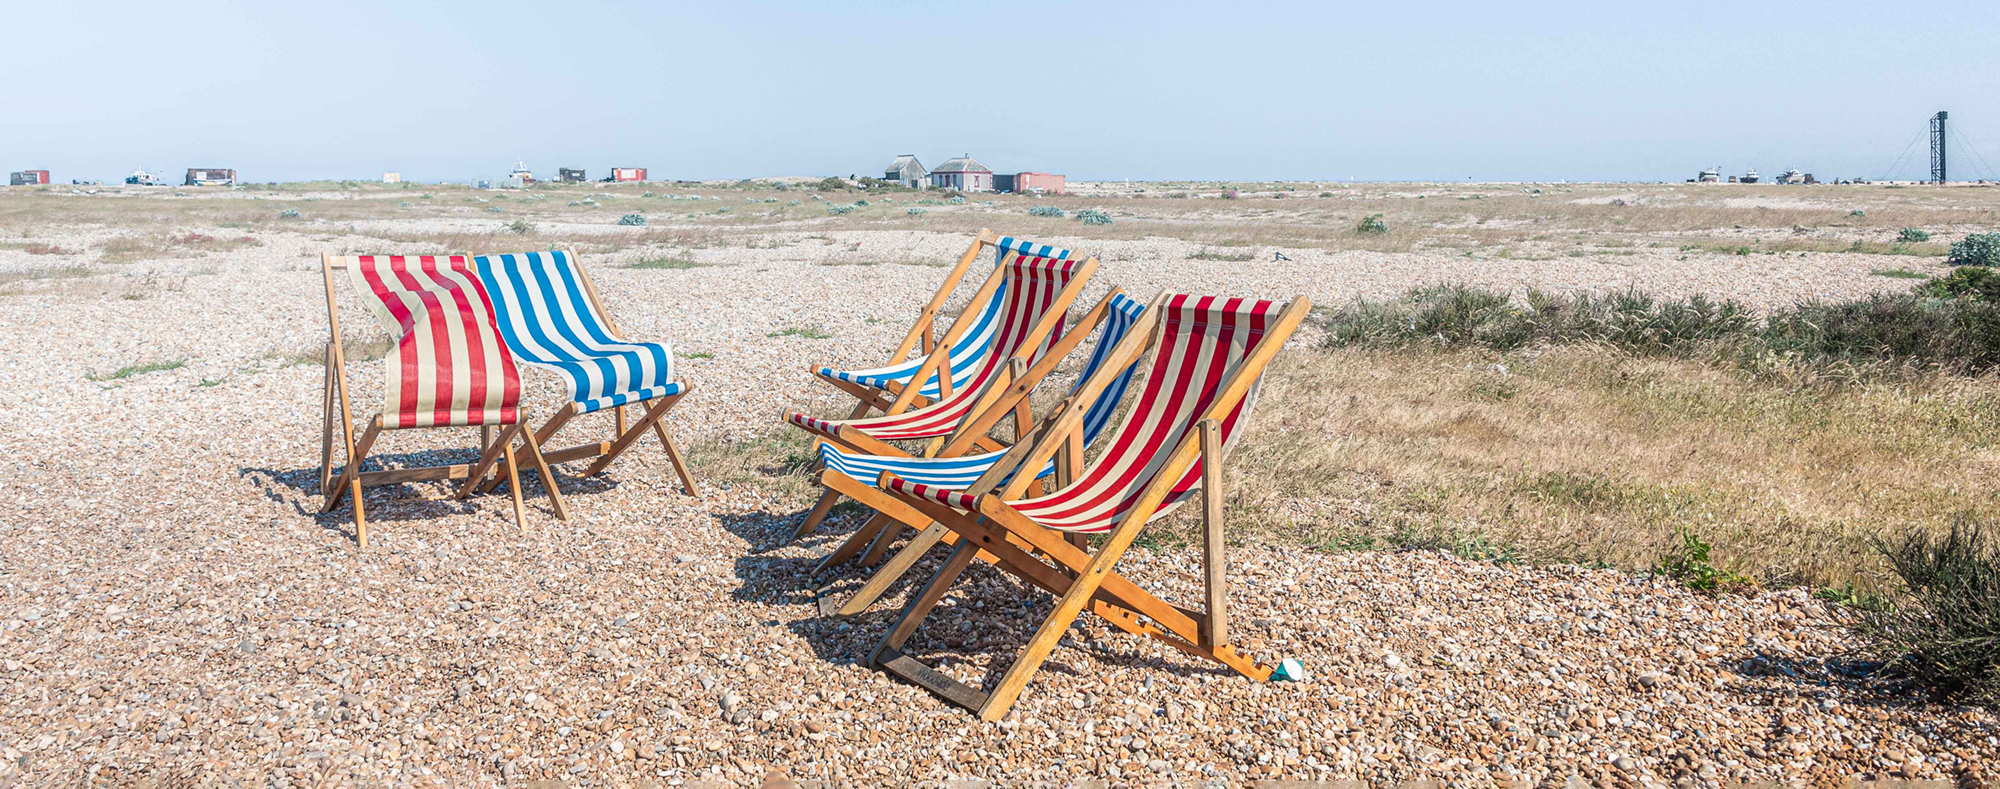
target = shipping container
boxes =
[610,168,646,182]
[9,170,50,186]
[184,168,236,186]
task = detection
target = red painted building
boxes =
[1014,172,1065,195]
[610,168,647,182]
[10,170,50,186]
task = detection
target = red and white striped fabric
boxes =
[788,255,1078,442]
[343,255,522,430]
[887,295,1278,532]
[886,478,980,511]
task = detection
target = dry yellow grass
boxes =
[1182,344,2000,593]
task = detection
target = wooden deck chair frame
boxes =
[801,288,1136,608]
[464,250,697,498]
[316,253,569,549]
[862,295,1311,720]
[814,229,1068,419]
[786,254,1100,543]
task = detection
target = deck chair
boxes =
[864,294,1311,720]
[814,231,1072,418]
[464,251,697,497]
[317,254,569,548]
[783,252,1097,536]
[806,291,1147,611]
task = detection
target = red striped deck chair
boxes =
[807,290,1146,616]
[781,253,1097,539]
[862,294,1311,720]
[317,253,569,548]
[812,230,1072,418]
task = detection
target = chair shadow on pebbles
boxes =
[240,448,614,541]
[714,508,1237,683]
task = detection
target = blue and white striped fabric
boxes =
[820,292,1146,490]
[475,251,682,415]
[820,236,1070,399]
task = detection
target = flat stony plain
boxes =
[0,179,1996,787]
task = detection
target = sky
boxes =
[5,1,1999,184]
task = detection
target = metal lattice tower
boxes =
[1931,111,1949,184]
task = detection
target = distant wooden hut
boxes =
[929,155,992,192]
[884,155,926,188]
[559,168,587,183]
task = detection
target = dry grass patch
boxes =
[0,265,96,294]
[1195,345,2000,593]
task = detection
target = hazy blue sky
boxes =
[6,1,1997,183]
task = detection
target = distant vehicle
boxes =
[1740,169,1760,184]
[125,168,163,186]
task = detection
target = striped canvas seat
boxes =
[475,251,681,414]
[345,255,522,429]
[789,254,1081,442]
[819,237,1068,399]
[818,292,1146,489]
[886,296,1278,532]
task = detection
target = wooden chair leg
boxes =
[871,540,981,661]
[318,352,336,494]
[978,520,1145,721]
[500,441,528,528]
[793,489,843,540]
[477,409,570,494]
[584,393,679,477]
[1200,419,1228,648]
[351,475,368,549]
[835,522,949,616]
[458,423,524,500]
[322,418,380,513]
[813,512,893,575]
[860,520,909,566]
[649,416,699,496]
[518,424,570,522]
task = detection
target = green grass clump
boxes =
[1356,213,1388,234]
[1653,528,1752,593]
[628,257,705,269]
[1898,227,1932,243]
[87,359,187,381]
[1324,283,2000,377]
[1075,209,1112,226]
[1028,206,1064,218]
[768,327,832,339]
[1849,521,2000,711]
[1871,268,1929,279]
[617,214,646,226]
[1193,248,1255,262]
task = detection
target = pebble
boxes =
[0,185,1989,787]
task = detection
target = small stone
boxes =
[1614,756,1637,771]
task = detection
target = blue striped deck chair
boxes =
[468,250,698,497]
[799,292,1149,613]
[813,230,1073,418]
